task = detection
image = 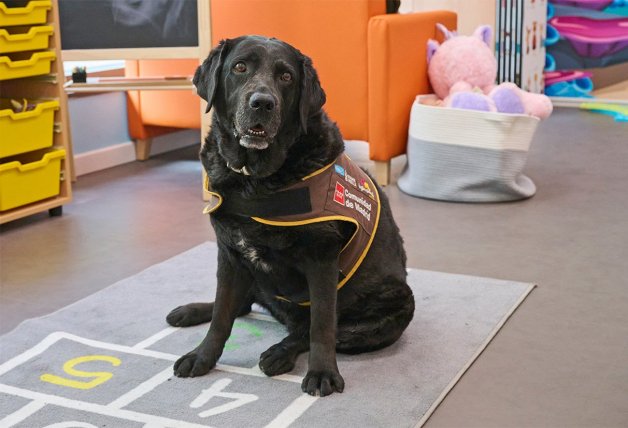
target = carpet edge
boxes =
[414,282,537,428]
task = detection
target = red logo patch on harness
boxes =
[333,182,345,205]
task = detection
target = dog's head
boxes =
[194,36,326,177]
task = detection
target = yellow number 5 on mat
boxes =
[40,355,121,390]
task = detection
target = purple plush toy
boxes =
[427,24,553,120]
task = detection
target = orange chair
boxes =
[125,59,201,161]
[125,1,456,184]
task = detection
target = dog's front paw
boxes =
[173,350,216,378]
[259,343,298,376]
[301,369,345,397]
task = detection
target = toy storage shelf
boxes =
[0,0,73,224]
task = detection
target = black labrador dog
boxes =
[167,35,414,397]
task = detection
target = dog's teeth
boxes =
[226,162,252,175]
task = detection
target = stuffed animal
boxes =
[427,24,553,120]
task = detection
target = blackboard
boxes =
[58,0,198,50]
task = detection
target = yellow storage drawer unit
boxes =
[0,51,55,80]
[0,1,51,27]
[0,99,59,157]
[0,148,65,211]
[0,25,53,53]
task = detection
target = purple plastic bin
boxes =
[549,0,614,10]
[549,16,628,57]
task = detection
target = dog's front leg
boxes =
[301,257,345,397]
[174,246,251,378]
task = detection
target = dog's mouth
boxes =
[238,124,272,150]
[247,124,267,138]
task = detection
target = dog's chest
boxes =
[232,230,273,272]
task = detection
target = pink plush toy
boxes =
[427,24,553,120]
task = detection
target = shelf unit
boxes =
[0,0,73,224]
[63,76,194,93]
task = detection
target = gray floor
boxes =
[1,108,627,427]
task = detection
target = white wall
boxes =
[400,0,496,37]
[68,93,199,176]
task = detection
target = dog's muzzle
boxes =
[234,91,280,150]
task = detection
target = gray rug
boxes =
[0,242,534,428]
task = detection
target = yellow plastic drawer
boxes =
[0,50,55,80]
[0,1,51,27]
[0,25,53,54]
[0,148,65,211]
[0,99,59,158]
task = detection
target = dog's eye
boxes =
[233,62,247,73]
[280,72,292,82]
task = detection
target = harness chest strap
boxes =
[203,154,381,305]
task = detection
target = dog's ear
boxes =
[299,55,326,133]
[194,39,232,113]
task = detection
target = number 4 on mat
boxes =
[190,378,258,417]
[40,355,121,390]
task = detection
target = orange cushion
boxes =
[368,11,457,161]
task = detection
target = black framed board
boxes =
[58,0,198,51]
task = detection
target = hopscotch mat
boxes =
[0,242,535,428]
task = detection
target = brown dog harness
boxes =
[203,154,381,305]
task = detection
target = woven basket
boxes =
[398,95,540,202]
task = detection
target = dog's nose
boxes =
[249,93,275,111]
